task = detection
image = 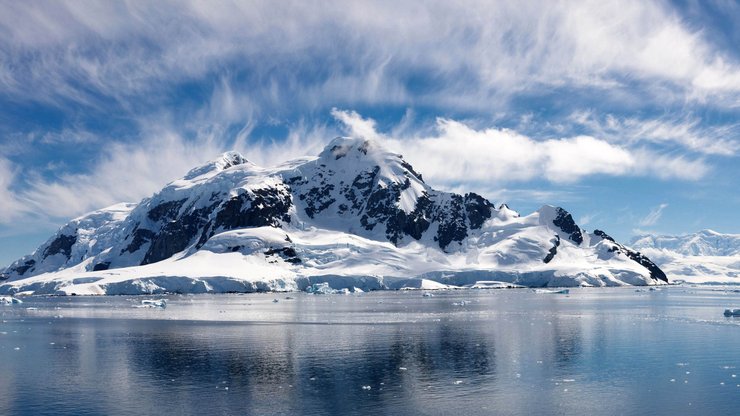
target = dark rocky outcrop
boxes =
[147,199,186,222]
[13,259,36,276]
[264,247,301,264]
[92,262,110,271]
[143,202,219,265]
[464,193,494,230]
[543,235,560,263]
[43,234,77,259]
[435,195,468,250]
[553,208,583,245]
[122,228,156,254]
[213,187,292,231]
[594,229,668,283]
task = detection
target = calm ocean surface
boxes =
[1,287,739,415]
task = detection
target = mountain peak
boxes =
[183,150,252,181]
[318,136,377,161]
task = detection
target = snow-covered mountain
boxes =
[631,230,740,257]
[1,137,667,295]
[630,230,740,284]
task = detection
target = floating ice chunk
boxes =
[453,380,463,385]
[422,292,434,297]
[533,289,570,294]
[468,281,524,289]
[272,299,279,303]
[0,296,23,305]
[724,309,740,317]
[305,282,339,295]
[452,300,471,306]
[362,385,372,390]
[140,299,167,308]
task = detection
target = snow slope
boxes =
[1,137,667,295]
[631,230,740,284]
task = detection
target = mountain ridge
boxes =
[1,137,667,294]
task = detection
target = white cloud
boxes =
[1,1,739,111]
[0,157,26,221]
[0,108,715,227]
[19,131,226,219]
[329,110,709,187]
[0,114,335,224]
[569,111,739,156]
[639,203,669,227]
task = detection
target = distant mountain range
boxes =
[631,229,740,257]
[630,230,740,284]
[1,137,666,295]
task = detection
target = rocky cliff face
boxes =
[1,137,667,292]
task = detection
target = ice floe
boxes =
[139,299,167,308]
[0,296,23,305]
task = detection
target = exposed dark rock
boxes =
[401,193,434,240]
[301,184,336,218]
[400,160,424,183]
[593,229,615,242]
[43,234,77,259]
[92,262,110,271]
[436,195,468,250]
[213,187,292,231]
[464,193,494,229]
[361,184,400,232]
[147,199,186,222]
[543,235,560,263]
[594,229,668,283]
[14,259,36,276]
[345,166,379,212]
[264,247,301,263]
[285,176,307,186]
[122,228,156,254]
[143,201,220,265]
[553,208,583,245]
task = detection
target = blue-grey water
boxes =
[1,287,739,415]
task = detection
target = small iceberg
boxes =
[724,309,740,317]
[467,281,525,289]
[306,282,337,295]
[140,299,167,308]
[533,289,570,294]
[0,296,23,305]
[452,300,471,306]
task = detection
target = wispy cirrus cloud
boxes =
[1,0,740,114]
[639,203,669,227]
[332,109,711,186]
[568,111,740,156]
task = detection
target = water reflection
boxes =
[1,289,739,415]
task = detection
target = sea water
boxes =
[1,287,739,415]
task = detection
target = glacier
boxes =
[0,137,667,295]
[631,230,740,284]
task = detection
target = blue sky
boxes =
[1,0,739,266]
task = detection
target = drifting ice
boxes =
[140,299,167,308]
[305,282,337,295]
[533,289,570,294]
[724,309,740,317]
[0,296,23,305]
